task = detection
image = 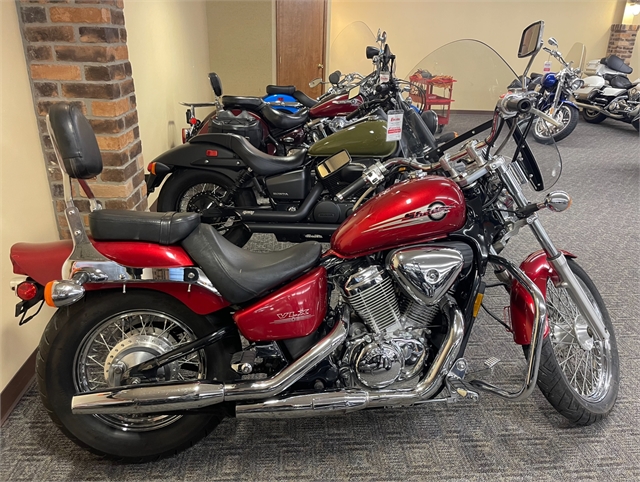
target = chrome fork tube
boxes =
[498,162,610,342]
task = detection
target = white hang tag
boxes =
[543,61,552,72]
[386,110,403,142]
[380,71,390,83]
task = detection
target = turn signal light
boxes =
[44,281,55,307]
[44,280,86,308]
[16,281,37,301]
[147,162,157,175]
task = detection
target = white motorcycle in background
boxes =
[573,54,640,131]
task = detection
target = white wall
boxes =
[206,0,275,96]
[1,1,59,391]
[124,0,215,204]
[329,0,630,108]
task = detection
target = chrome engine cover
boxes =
[387,247,464,305]
[355,340,404,388]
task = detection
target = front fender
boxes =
[510,249,576,345]
[559,99,578,109]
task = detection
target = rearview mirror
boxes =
[518,21,544,58]
[309,78,322,88]
[548,37,558,48]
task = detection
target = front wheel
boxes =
[532,104,579,144]
[525,259,619,425]
[37,290,240,461]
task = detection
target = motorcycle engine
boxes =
[340,246,465,389]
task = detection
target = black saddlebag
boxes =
[208,110,263,149]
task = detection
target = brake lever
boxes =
[530,108,563,128]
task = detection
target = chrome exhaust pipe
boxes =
[573,102,625,119]
[236,299,464,419]
[72,313,348,415]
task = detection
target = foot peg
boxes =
[445,358,479,402]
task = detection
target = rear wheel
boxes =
[524,259,619,425]
[37,290,240,462]
[582,108,607,124]
[157,169,254,247]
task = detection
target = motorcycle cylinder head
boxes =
[344,265,402,334]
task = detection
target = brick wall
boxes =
[17,0,147,238]
[606,24,639,64]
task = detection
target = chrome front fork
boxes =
[498,160,610,342]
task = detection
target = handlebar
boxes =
[335,157,438,201]
[500,94,532,115]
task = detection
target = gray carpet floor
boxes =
[1,116,638,481]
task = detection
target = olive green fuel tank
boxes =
[308,120,397,158]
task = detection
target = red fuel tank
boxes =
[233,267,327,342]
[331,176,466,257]
[309,93,362,118]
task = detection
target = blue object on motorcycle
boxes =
[542,73,557,89]
[263,94,300,113]
[559,99,578,110]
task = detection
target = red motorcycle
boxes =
[9,23,618,462]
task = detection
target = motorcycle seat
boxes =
[260,105,309,130]
[266,85,296,95]
[604,74,633,90]
[196,133,307,176]
[89,211,200,245]
[293,91,318,108]
[601,55,633,75]
[222,96,266,110]
[182,224,322,304]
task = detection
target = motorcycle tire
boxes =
[157,169,254,247]
[36,290,241,462]
[532,105,579,144]
[523,259,619,425]
[632,118,639,132]
[582,108,607,124]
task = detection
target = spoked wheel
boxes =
[582,108,607,124]
[157,169,255,247]
[37,291,240,461]
[525,259,619,425]
[532,104,579,144]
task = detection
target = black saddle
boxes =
[183,224,322,304]
[221,95,309,130]
[90,211,200,245]
[604,74,633,90]
[601,55,633,75]
[266,85,296,95]
[260,105,309,130]
[192,133,307,176]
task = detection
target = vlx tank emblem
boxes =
[362,202,452,233]
[272,308,313,324]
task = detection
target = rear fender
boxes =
[510,249,576,345]
[10,240,229,315]
[151,140,245,180]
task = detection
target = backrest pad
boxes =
[48,103,102,179]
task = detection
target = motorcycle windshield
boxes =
[405,39,562,191]
[565,42,586,71]
[329,21,377,78]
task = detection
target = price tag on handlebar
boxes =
[543,61,552,72]
[380,71,390,83]
[386,110,403,142]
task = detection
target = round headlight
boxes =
[570,78,585,90]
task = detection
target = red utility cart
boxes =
[409,72,456,132]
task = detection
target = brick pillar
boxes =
[16,0,147,239]
[606,24,640,64]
